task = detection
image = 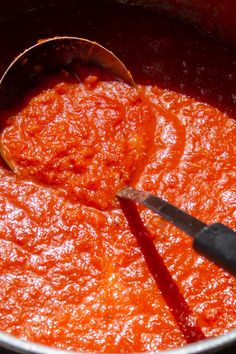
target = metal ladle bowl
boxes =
[0,36,135,170]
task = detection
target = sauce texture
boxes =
[1,66,154,209]
[0,2,235,352]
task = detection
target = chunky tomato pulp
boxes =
[1,66,155,209]
[0,2,236,353]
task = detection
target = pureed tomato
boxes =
[0,2,235,353]
[1,65,155,209]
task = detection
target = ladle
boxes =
[0,36,135,171]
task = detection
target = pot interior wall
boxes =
[0,0,236,47]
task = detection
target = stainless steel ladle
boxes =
[0,36,135,170]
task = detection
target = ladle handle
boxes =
[194,223,236,276]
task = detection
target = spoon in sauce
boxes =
[0,36,135,171]
[118,187,236,276]
[0,36,153,211]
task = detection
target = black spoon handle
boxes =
[117,187,236,276]
[194,223,236,275]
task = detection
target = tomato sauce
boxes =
[1,66,155,210]
[0,1,235,353]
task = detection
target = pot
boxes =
[0,1,235,354]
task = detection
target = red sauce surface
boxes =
[0,2,235,352]
[1,67,154,209]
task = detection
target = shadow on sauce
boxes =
[120,198,206,343]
